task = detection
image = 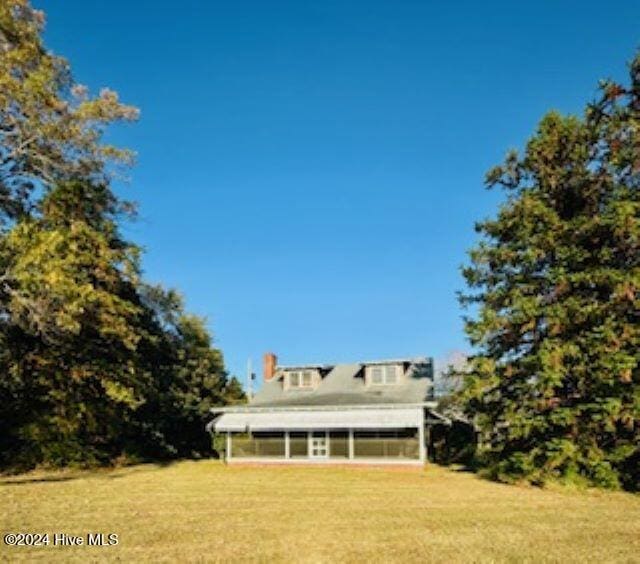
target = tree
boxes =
[0,3,143,465]
[0,181,146,466]
[459,54,640,491]
[0,1,245,470]
[130,296,246,460]
[0,0,137,224]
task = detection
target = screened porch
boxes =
[225,429,421,462]
[210,405,428,464]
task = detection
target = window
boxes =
[368,365,398,385]
[287,370,314,389]
[384,365,398,384]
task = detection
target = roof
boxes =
[277,358,425,370]
[212,407,423,432]
[249,357,434,408]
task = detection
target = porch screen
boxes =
[231,432,285,458]
[329,431,349,458]
[289,432,308,457]
[353,429,419,459]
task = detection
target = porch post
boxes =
[425,425,431,462]
[285,431,290,459]
[348,429,354,460]
[418,408,426,464]
[226,432,232,462]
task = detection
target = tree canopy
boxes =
[0,0,244,470]
[460,54,640,491]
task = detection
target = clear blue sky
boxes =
[39,0,638,382]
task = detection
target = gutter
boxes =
[209,402,438,414]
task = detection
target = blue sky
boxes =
[39,0,638,383]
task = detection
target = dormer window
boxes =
[288,370,314,389]
[368,365,398,386]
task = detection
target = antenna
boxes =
[247,358,253,401]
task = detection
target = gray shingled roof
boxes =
[250,358,433,407]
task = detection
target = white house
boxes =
[208,353,447,465]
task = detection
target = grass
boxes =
[2,461,640,563]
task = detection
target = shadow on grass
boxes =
[1,475,78,486]
[429,461,477,474]
[0,457,193,487]
[451,463,477,474]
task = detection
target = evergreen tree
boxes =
[460,54,640,491]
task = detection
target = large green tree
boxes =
[0,180,147,466]
[460,55,640,491]
[0,1,244,469]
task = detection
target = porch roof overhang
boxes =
[210,406,423,433]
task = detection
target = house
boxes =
[207,353,448,465]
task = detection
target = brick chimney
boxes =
[263,352,277,381]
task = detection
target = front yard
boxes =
[2,461,639,562]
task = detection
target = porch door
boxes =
[309,431,328,459]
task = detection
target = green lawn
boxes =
[2,461,639,562]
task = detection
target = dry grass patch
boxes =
[2,461,639,562]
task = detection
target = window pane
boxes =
[302,371,313,386]
[371,367,383,384]
[289,372,300,387]
[385,365,397,384]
